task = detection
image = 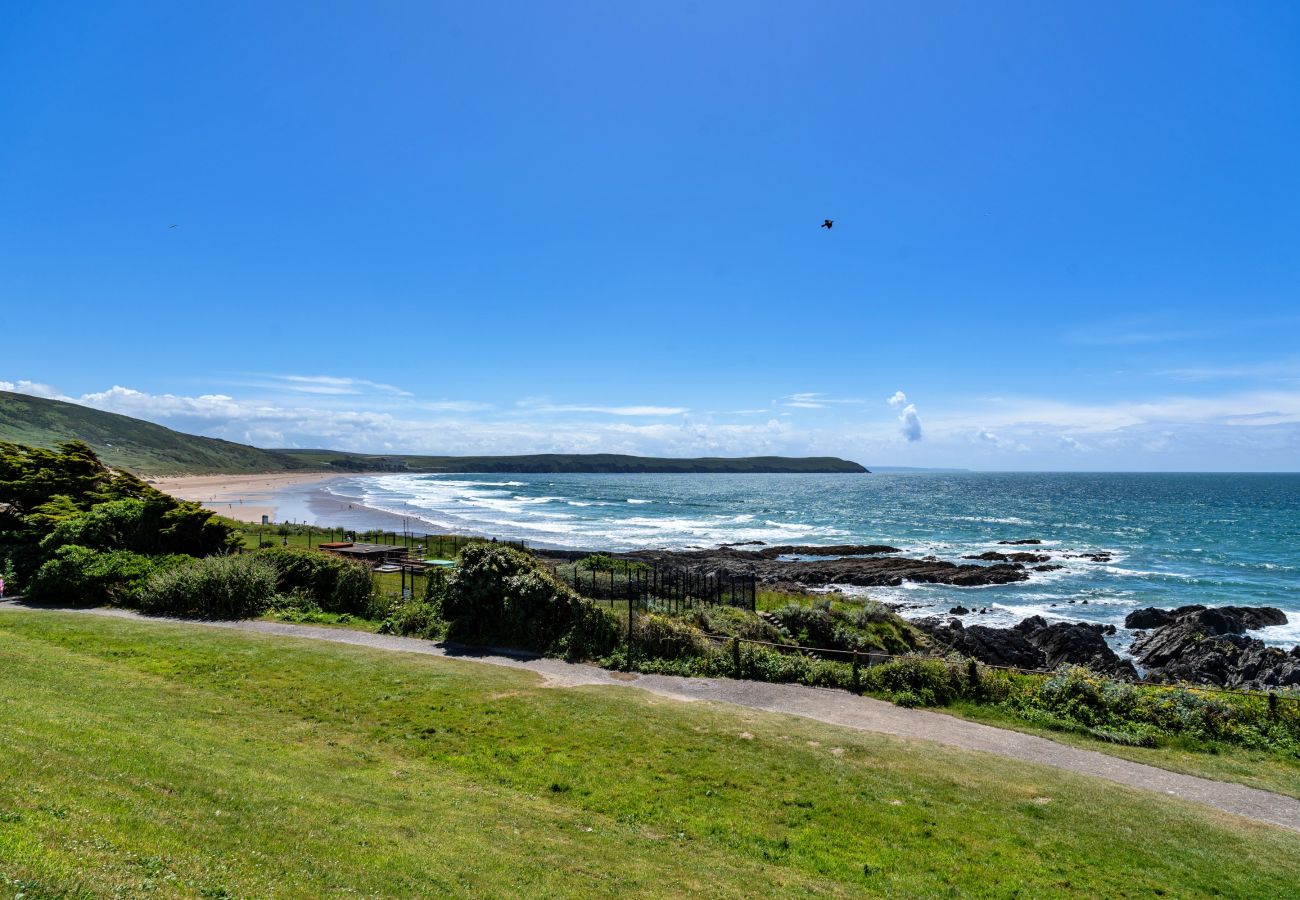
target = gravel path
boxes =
[5,601,1299,833]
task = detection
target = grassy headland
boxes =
[0,391,867,475]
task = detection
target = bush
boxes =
[635,613,709,660]
[440,543,620,658]
[769,601,917,655]
[138,554,277,619]
[378,597,445,640]
[25,545,185,605]
[39,497,238,559]
[253,547,373,615]
[861,656,963,707]
[0,556,15,595]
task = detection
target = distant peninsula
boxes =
[0,391,868,475]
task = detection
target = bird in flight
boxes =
[821,219,833,229]
[169,224,178,228]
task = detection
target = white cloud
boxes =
[278,374,413,396]
[420,400,495,412]
[9,376,1300,470]
[886,391,922,442]
[898,404,923,442]
[0,379,63,399]
[783,392,864,409]
[517,400,689,416]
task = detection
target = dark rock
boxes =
[948,606,970,615]
[998,539,1043,545]
[755,544,900,559]
[914,620,1045,669]
[1124,606,1203,630]
[1068,551,1114,563]
[963,551,1050,564]
[1033,564,1065,572]
[1023,620,1138,679]
[912,615,1136,678]
[1125,605,1285,633]
[1130,605,1297,689]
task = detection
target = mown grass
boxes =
[1,612,1298,898]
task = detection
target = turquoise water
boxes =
[322,472,1300,645]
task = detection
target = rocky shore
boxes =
[555,543,1035,589]
[912,615,1138,679]
[534,541,1299,688]
[1126,605,1298,690]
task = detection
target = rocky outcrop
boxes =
[1128,606,1297,690]
[916,618,1045,669]
[914,616,1137,678]
[1016,617,1136,679]
[755,544,900,559]
[998,539,1043,545]
[615,545,1033,588]
[963,551,1051,564]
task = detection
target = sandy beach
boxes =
[150,472,341,524]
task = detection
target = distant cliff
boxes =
[0,391,868,475]
[277,450,869,475]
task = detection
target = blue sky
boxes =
[2,1,1299,470]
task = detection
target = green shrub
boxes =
[769,601,918,655]
[556,599,621,660]
[253,547,373,615]
[25,545,184,605]
[379,597,445,640]
[138,554,277,619]
[634,613,709,660]
[39,497,238,559]
[861,656,963,707]
[1,556,19,595]
[440,544,619,658]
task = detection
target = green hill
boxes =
[0,390,868,475]
[279,449,867,474]
[0,390,303,475]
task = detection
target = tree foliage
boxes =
[0,440,238,586]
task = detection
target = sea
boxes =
[297,471,1300,648]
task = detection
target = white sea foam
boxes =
[1251,622,1300,647]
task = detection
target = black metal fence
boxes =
[550,560,756,612]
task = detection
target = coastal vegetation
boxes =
[0,391,867,475]
[3,610,1299,897]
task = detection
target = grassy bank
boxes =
[947,700,1300,801]
[2,611,1299,898]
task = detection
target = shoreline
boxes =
[150,472,343,524]
[152,471,1300,651]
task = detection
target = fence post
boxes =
[1269,691,1279,721]
[852,651,862,694]
[967,658,980,698]
[731,636,742,678]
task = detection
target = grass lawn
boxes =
[2,612,1298,898]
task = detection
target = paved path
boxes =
[5,601,1299,834]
